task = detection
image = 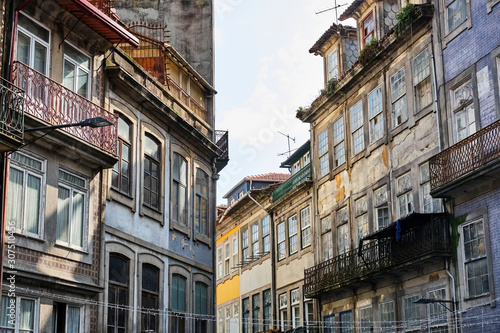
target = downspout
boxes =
[446,259,459,333]
[212,170,219,332]
[247,192,277,329]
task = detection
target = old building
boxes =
[298,1,454,332]
[429,0,500,331]
[0,0,137,331]
[216,173,289,333]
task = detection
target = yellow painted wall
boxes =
[216,275,240,305]
[216,226,238,245]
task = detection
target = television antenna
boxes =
[277,131,296,158]
[315,1,349,24]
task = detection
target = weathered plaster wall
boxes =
[114,0,214,85]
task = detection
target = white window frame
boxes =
[56,169,88,250]
[232,237,238,267]
[277,221,286,261]
[288,214,298,255]
[16,14,50,75]
[419,163,442,213]
[318,129,329,177]
[413,48,432,111]
[396,172,413,218]
[217,247,223,279]
[328,48,339,81]
[333,117,345,168]
[300,206,311,249]
[403,294,420,331]
[291,289,301,329]
[374,185,389,230]
[350,102,365,155]
[262,215,270,253]
[368,86,384,143]
[380,301,396,333]
[391,67,408,128]
[358,306,373,333]
[224,242,230,276]
[63,43,91,100]
[241,228,249,263]
[451,78,476,142]
[321,216,333,261]
[427,288,449,331]
[355,196,368,241]
[7,152,45,238]
[279,293,288,332]
[444,0,468,34]
[251,221,259,258]
[0,295,39,333]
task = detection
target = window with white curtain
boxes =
[54,303,82,333]
[0,296,38,332]
[56,169,87,249]
[7,152,44,237]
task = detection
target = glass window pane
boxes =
[57,187,70,243]
[71,192,85,247]
[19,298,35,331]
[25,174,41,234]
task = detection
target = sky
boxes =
[213,0,354,204]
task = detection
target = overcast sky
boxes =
[214,0,354,204]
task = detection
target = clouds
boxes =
[214,0,350,202]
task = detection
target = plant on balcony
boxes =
[394,3,415,37]
[358,38,380,65]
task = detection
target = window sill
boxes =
[171,221,191,238]
[12,231,45,243]
[54,242,89,255]
[140,203,163,224]
[110,187,136,211]
[194,232,212,247]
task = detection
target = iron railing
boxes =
[429,119,500,191]
[12,61,117,155]
[272,164,311,201]
[0,77,24,141]
[304,214,450,298]
[88,0,116,17]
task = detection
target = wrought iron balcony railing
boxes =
[272,163,312,201]
[12,61,117,155]
[429,119,500,191]
[0,77,24,142]
[215,130,229,172]
[304,213,450,298]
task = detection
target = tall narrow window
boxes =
[413,49,432,110]
[328,49,339,80]
[194,282,209,333]
[143,135,161,210]
[262,215,270,253]
[195,168,209,235]
[63,44,90,100]
[112,115,132,195]
[350,102,364,155]
[171,274,187,332]
[56,170,87,249]
[391,67,407,128]
[108,255,129,333]
[288,214,298,255]
[232,237,238,266]
[279,293,288,332]
[368,86,383,143]
[172,152,187,223]
[380,301,396,333]
[242,298,250,333]
[324,314,335,333]
[263,290,272,332]
[339,310,353,333]
[333,117,345,167]
[463,219,489,297]
[374,185,389,230]
[446,0,467,32]
[355,196,368,240]
[397,172,413,218]
[321,216,333,261]
[337,207,349,255]
[277,222,286,261]
[224,306,231,333]
[252,293,260,333]
[242,229,249,263]
[217,247,223,278]
[403,295,420,331]
[291,289,301,329]
[142,265,159,333]
[362,12,374,46]
[55,303,82,333]
[318,129,329,177]
[420,163,442,213]
[428,289,448,331]
[17,14,49,75]
[301,206,311,248]
[7,152,44,237]
[251,222,259,258]
[359,306,373,333]
[224,243,230,276]
[451,79,475,142]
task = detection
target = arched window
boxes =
[108,254,129,333]
[171,274,187,332]
[143,134,161,210]
[195,282,209,333]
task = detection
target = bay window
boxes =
[368,86,383,143]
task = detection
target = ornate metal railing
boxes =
[216,130,229,159]
[12,61,117,155]
[0,77,24,141]
[272,164,311,201]
[429,119,500,191]
[88,0,116,17]
[304,214,450,297]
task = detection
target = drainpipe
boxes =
[247,192,277,329]
[446,259,459,333]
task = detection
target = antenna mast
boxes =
[277,131,296,158]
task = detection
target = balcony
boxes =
[429,119,500,198]
[215,130,229,172]
[0,77,25,152]
[12,61,117,158]
[272,163,312,202]
[304,213,451,298]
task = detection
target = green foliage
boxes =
[358,38,379,65]
[326,77,338,94]
[395,3,415,36]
